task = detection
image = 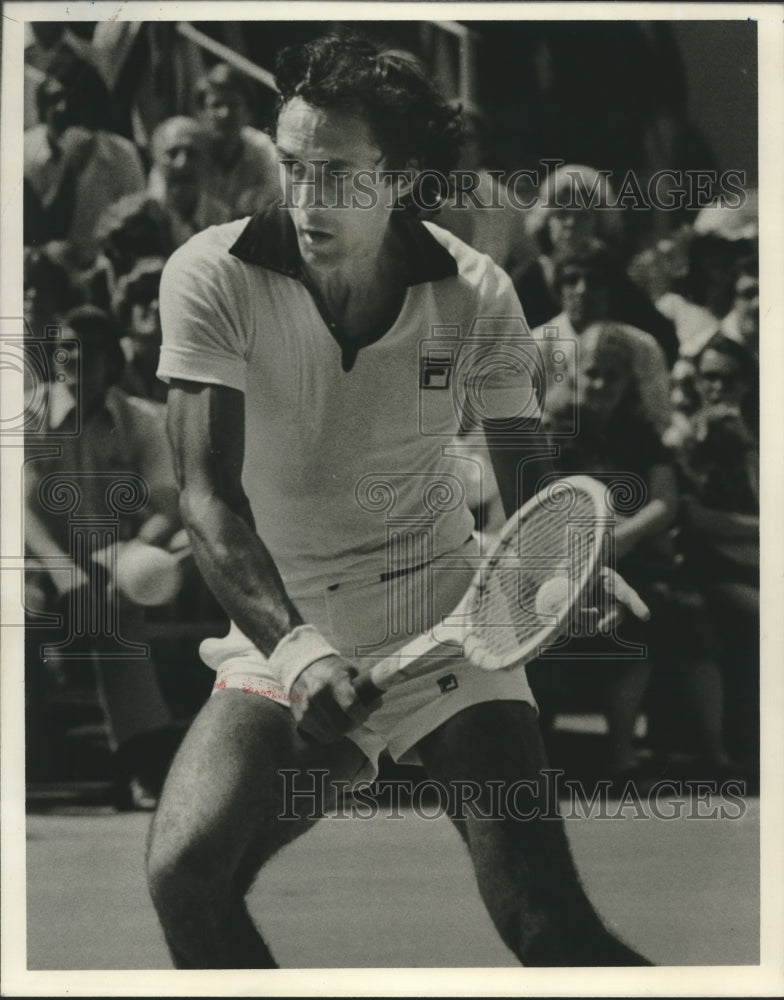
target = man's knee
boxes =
[146,817,215,913]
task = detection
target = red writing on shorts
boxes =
[212,676,303,702]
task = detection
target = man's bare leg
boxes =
[146,690,367,968]
[416,700,653,967]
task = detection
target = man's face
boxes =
[199,86,246,143]
[275,98,396,273]
[547,209,598,255]
[697,348,749,408]
[152,122,204,195]
[559,264,610,331]
[130,299,161,340]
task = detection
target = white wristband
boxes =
[268,624,341,693]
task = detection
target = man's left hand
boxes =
[594,567,650,632]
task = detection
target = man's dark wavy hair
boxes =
[273,32,464,216]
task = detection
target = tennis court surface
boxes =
[25,789,759,969]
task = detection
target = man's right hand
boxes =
[290,655,371,744]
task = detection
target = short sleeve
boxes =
[157,234,249,392]
[455,259,541,425]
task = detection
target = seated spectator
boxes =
[23,243,85,396]
[95,116,231,253]
[23,21,104,128]
[531,322,734,779]
[630,225,719,359]
[510,164,678,364]
[429,105,538,274]
[669,357,701,417]
[113,257,167,403]
[195,63,281,217]
[89,21,205,149]
[24,305,184,808]
[24,242,83,336]
[664,356,703,451]
[532,240,672,432]
[24,51,146,260]
[672,333,759,772]
[657,197,758,359]
[94,198,176,285]
[678,334,759,537]
[698,331,758,446]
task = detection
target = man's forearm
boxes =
[181,492,303,657]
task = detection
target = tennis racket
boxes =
[353,475,611,706]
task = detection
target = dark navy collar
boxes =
[228,205,458,286]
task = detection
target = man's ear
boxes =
[383,157,420,206]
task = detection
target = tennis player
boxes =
[147,33,652,968]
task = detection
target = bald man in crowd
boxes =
[94,116,232,253]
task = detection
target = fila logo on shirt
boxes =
[420,349,454,390]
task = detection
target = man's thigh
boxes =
[414,700,573,878]
[414,701,585,917]
[149,689,369,877]
[416,699,550,788]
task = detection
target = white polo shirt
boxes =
[158,208,537,596]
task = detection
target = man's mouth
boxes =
[300,228,336,245]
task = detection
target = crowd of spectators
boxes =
[22,22,760,804]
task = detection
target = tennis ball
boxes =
[116,542,183,607]
[534,576,570,616]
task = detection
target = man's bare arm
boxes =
[166,379,303,656]
[167,378,369,741]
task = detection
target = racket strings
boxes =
[469,493,600,661]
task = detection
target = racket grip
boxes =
[354,673,385,707]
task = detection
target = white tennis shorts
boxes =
[200,536,537,781]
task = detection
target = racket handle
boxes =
[354,672,385,707]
